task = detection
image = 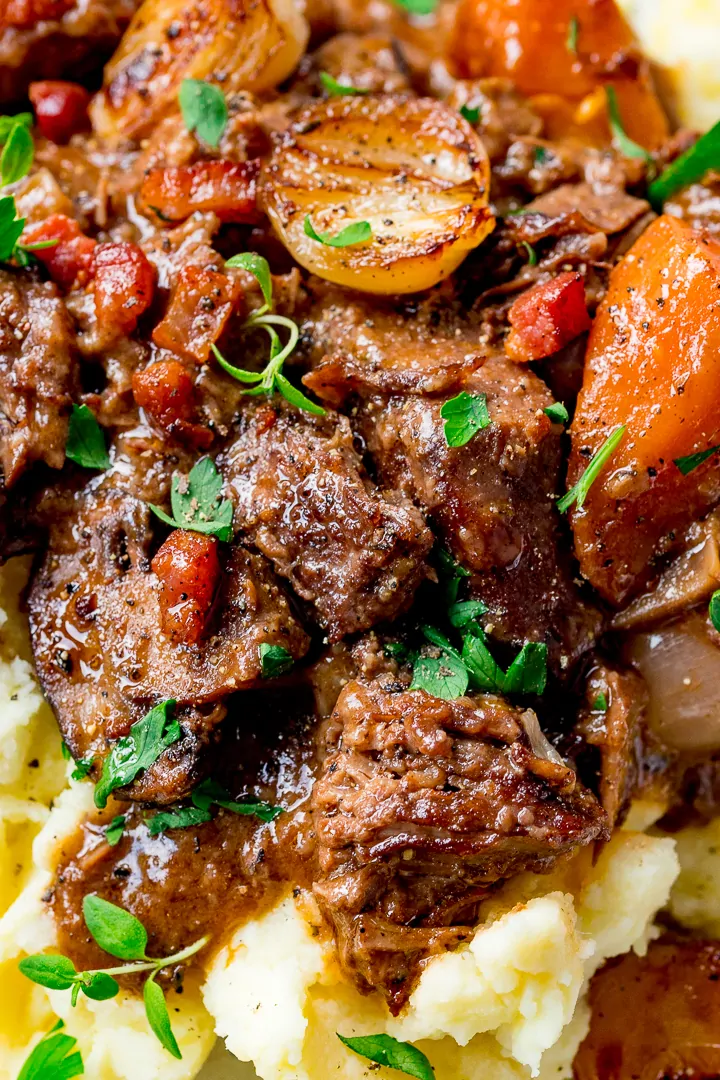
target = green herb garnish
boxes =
[557,425,626,513]
[94,700,181,809]
[337,1033,434,1080]
[215,253,325,416]
[1,118,33,186]
[649,120,720,210]
[20,897,208,1060]
[462,632,548,696]
[544,402,569,425]
[566,15,579,55]
[440,391,491,448]
[459,104,480,124]
[65,404,110,471]
[151,457,234,540]
[191,777,283,823]
[70,756,94,782]
[673,444,720,476]
[592,692,608,712]
[392,0,438,11]
[520,240,537,266]
[410,627,469,701]
[447,599,488,632]
[0,194,26,260]
[147,806,212,835]
[105,815,126,847]
[710,590,720,632]
[17,1020,83,1080]
[303,215,372,248]
[178,79,227,148]
[605,86,653,164]
[319,72,369,97]
[436,546,470,605]
[259,642,294,679]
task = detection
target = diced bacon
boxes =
[139,160,261,224]
[132,359,213,448]
[92,241,155,338]
[505,271,591,362]
[152,265,244,364]
[29,81,91,145]
[2,0,73,29]
[151,529,221,644]
[22,213,96,291]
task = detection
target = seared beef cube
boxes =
[28,486,309,802]
[220,400,433,641]
[358,352,601,672]
[0,269,77,487]
[312,677,608,1011]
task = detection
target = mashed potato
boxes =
[0,556,686,1080]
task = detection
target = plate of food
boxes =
[1,0,720,1078]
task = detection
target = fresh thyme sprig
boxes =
[19,895,208,1060]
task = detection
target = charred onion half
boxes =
[260,94,495,294]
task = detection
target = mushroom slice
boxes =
[261,94,494,294]
[91,0,309,141]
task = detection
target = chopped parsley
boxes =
[459,104,480,124]
[592,692,609,712]
[303,215,372,248]
[410,627,469,701]
[94,699,181,809]
[544,402,569,425]
[447,599,488,632]
[259,642,294,679]
[566,15,579,55]
[391,0,438,12]
[520,240,537,266]
[436,545,470,605]
[147,805,212,835]
[178,79,227,148]
[605,86,653,164]
[150,456,234,541]
[674,444,720,476]
[70,756,94,782]
[65,404,110,471]
[440,391,491,447]
[649,119,720,210]
[710,590,720,633]
[557,425,626,513]
[105,815,126,847]
[337,1033,435,1080]
[19,897,208,1059]
[319,72,369,97]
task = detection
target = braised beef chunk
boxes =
[28,486,309,800]
[357,353,601,672]
[221,400,433,641]
[0,269,77,488]
[313,678,608,1011]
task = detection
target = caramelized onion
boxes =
[624,612,720,753]
[260,94,494,294]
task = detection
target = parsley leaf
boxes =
[710,590,720,633]
[66,404,110,470]
[592,692,608,712]
[191,777,283,823]
[502,642,548,696]
[649,119,720,210]
[392,0,438,12]
[436,546,469,605]
[151,457,234,541]
[303,215,372,248]
[17,1021,84,1080]
[544,402,569,425]
[447,599,488,632]
[225,252,273,310]
[410,626,469,701]
[557,425,626,513]
[440,391,491,447]
[459,104,480,124]
[319,72,369,97]
[148,805,212,835]
[338,1033,434,1080]
[105,815,126,846]
[178,79,227,148]
[605,86,653,164]
[1,119,33,186]
[461,631,505,692]
[259,642,294,679]
[144,976,181,1059]
[674,444,720,475]
[82,894,148,960]
[0,194,26,261]
[70,756,94,782]
[94,699,181,809]
[566,15,579,55]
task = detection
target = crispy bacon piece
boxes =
[152,266,244,364]
[505,271,591,362]
[132,359,213,448]
[23,213,96,291]
[28,81,90,144]
[140,161,261,225]
[92,241,155,337]
[1,0,73,28]
[151,529,221,645]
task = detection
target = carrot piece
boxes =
[151,530,221,644]
[567,215,720,605]
[505,272,591,362]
